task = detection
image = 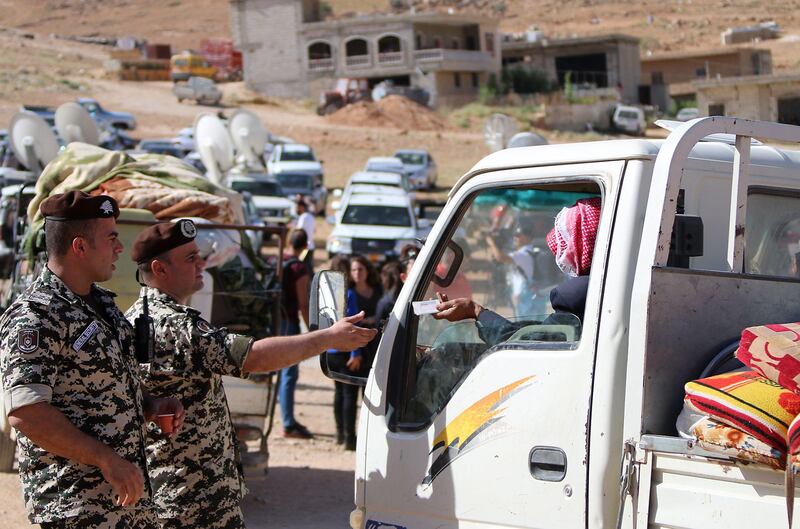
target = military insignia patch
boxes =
[196,319,214,334]
[18,329,39,354]
[180,220,197,239]
[100,200,115,216]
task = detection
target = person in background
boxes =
[278,229,313,439]
[292,195,315,273]
[376,261,403,325]
[329,255,382,450]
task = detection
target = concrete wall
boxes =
[231,0,309,98]
[697,79,800,121]
[641,49,770,86]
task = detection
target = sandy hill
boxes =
[3,1,800,70]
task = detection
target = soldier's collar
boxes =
[146,287,200,315]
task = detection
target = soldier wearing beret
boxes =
[126,219,376,529]
[0,191,185,528]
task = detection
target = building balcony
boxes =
[378,51,405,65]
[345,54,372,69]
[412,48,495,71]
[308,58,334,71]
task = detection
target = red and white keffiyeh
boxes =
[546,197,601,277]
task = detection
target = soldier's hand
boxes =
[326,311,377,352]
[150,397,185,436]
[99,453,145,507]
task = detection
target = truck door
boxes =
[359,164,621,529]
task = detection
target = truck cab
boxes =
[312,117,800,528]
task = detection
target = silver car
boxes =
[393,149,438,189]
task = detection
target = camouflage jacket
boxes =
[125,287,253,519]
[0,268,150,523]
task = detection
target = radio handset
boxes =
[134,287,155,364]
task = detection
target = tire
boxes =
[0,430,15,472]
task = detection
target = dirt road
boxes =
[0,359,357,529]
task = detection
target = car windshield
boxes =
[342,205,411,227]
[366,163,403,174]
[618,110,639,119]
[231,180,284,196]
[277,173,312,190]
[279,149,315,162]
[395,152,425,165]
[140,143,180,155]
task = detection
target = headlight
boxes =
[328,236,352,254]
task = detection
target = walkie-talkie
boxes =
[134,287,155,364]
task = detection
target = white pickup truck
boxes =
[311,117,800,528]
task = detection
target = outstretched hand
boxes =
[433,293,482,321]
[326,311,378,352]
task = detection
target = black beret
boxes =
[131,219,197,264]
[40,191,119,221]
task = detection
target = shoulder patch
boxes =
[196,319,215,334]
[27,292,52,305]
[73,321,99,352]
[17,329,39,354]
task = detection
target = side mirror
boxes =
[309,270,368,387]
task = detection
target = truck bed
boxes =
[635,435,794,528]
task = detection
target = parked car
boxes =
[676,107,701,122]
[330,182,409,215]
[364,156,406,176]
[173,77,222,106]
[611,105,646,135]
[274,171,327,215]
[227,174,293,226]
[172,127,196,153]
[267,143,323,176]
[326,192,431,263]
[133,139,186,158]
[77,98,136,130]
[393,149,437,189]
[347,170,412,195]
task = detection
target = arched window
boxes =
[378,35,402,54]
[308,41,332,60]
[345,38,369,57]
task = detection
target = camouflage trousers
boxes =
[159,502,245,529]
[39,508,160,529]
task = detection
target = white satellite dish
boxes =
[483,113,518,152]
[55,102,100,145]
[194,113,235,185]
[507,131,548,148]
[228,109,268,170]
[9,111,60,173]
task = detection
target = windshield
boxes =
[277,173,312,190]
[342,205,411,227]
[617,110,639,120]
[279,149,315,162]
[231,180,284,197]
[395,152,425,165]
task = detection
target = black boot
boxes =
[336,429,345,445]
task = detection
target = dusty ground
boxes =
[0,360,357,529]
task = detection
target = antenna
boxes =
[507,131,548,148]
[9,111,60,173]
[483,113,518,152]
[228,109,268,170]
[194,113,235,185]
[54,102,100,145]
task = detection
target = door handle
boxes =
[529,446,567,482]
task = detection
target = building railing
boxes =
[377,51,405,65]
[308,58,334,71]
[345,54,371,68]
[413,48,490,63]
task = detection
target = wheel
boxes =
[0,430,15,472]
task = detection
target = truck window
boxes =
[746,190,800,278]
[399,184,601,426]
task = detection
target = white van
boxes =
[311,117,800,529]
[612,104,646,135]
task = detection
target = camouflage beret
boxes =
[40,191,119,221]
[131,219,197,264]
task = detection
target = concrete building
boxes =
[694,73,800,125]
[640,47,772,110]
[229,0,501,107]
[501,34,641,103]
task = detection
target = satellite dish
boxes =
[9,111,60,173]
[507,131,548,148]
[194,113,234,185]
[55,102,100,145]
[228,109,268,170]
[483,113,518,152]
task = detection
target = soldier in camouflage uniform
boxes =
[126,220,376,528]
[0,191,185,529]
